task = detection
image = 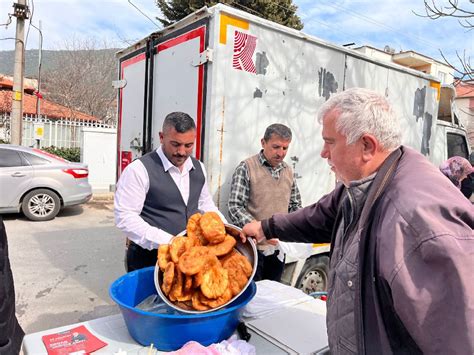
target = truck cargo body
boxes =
[116,4,470,292]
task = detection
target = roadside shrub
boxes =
[42,146,81,162]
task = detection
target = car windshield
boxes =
[33,148,70,163]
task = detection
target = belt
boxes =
[126,239,158,251]
[126,239,143,249]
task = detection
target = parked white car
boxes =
[0,144,92,221]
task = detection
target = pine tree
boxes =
[155,0,303,30]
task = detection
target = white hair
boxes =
[317,88,402,151]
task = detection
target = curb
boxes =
[91,193,115,201]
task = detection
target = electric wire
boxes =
[25,0,34,49]
[128,0,161,29]
[308,1,440,48]
[272,1,461,56]
[0,14,13,27]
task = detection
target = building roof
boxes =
[0,91,99,121]
[455,81,474,98]
[0,75,99,121]
[0,76,36,94]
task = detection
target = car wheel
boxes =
[22,189,61,221]
[296,255,329,294]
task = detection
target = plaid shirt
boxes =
[228,150,302,227]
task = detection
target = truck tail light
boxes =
[63,168,89,179]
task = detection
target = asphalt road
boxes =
[3,196,125,334]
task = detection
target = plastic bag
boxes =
[242,280,312,319]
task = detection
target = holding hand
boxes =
[240,220,266,244]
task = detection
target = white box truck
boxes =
[115,4,470,294]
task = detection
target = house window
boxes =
[447,133,469,159]
[438,71,446,84]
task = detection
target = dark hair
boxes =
[263,123,292,141]
[162,112,196,133]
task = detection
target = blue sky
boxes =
[0,0,472,69]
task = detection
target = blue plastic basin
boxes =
[109,266,256,351]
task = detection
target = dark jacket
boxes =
[263,146,474,354]
[461,173,473,199]
[0,217,24,355]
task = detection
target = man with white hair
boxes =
[242,88,474,354]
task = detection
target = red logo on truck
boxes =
[233,31,257,73]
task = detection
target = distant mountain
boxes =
[0,48,120,122]
[0,49,118,78]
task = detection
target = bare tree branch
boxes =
[415,0,474,20]
[413,1,473,80]
[42,37,117,124]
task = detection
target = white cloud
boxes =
[0,0,161,50]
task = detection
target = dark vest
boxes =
[0,217,24,355]
[139,151,205,236]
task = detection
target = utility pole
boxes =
[10,0,29,145]
[36,20,43,117]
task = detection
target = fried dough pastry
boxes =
[157,244,171,271]
[192,290,211,311]
[161,261,175,296]
[174,301,194,311]
[206,234,236,256]
[178,246,211,275]
[173,272,193,302]
[194,254,220,287]
[186,213,207,247]
[222,251,253,278]
[222,251,253,296]
[193,272,203,289]
[200,212,226,244]
[159,216,255,311]
[223,262,248,296]
[219,249,237,263]
[200,286,233,308]
[201,264,229,299]
[175,288,193,302]
[170,236,187,263]
[184,274,193,292]
[169,268,195,302]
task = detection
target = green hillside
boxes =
[0,49,117,78]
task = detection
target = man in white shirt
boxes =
[115,112,223,271]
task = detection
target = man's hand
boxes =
[240,220,266,244]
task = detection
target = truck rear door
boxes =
[116,19,209,178]
[117,49,146,177]
[150,20,209,159]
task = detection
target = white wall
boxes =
[354,46,393,63]
[81,127,117,193]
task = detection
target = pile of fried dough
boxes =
[157,211,253,311]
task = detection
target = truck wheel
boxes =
[296,255,329,294]
[22,189,61,221]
